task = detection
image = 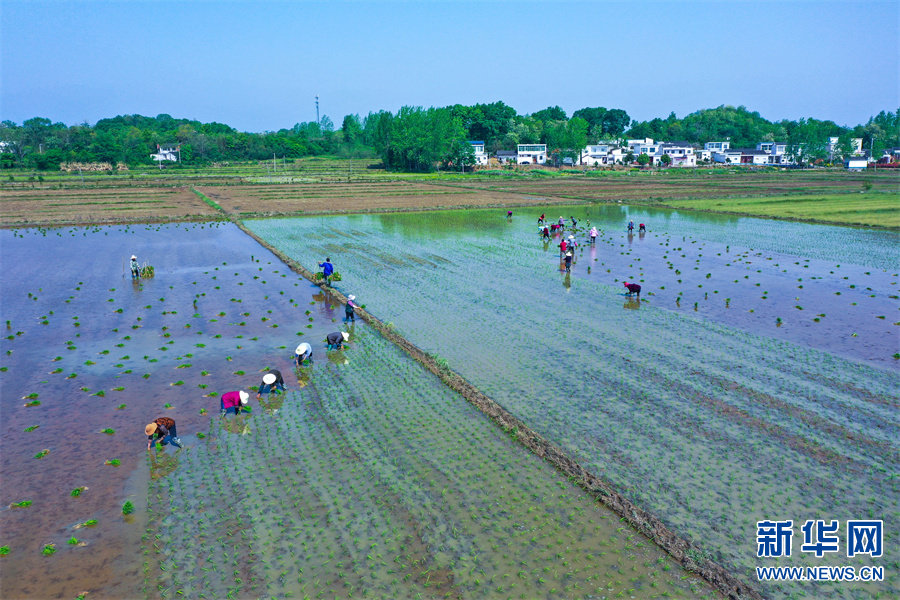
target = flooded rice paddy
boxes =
[246,204,899,600]
[1,222,718,599]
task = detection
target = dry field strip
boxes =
[0,186,218,225]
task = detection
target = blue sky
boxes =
[2,1,897,132]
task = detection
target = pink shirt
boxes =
[221,390,242,409]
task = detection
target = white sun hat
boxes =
[566,252,573,257]
[263,373,276,384]
[131,255,137,260]
[295,342,311,355]
[568,235,574,240]
[341,331,350,341]
[348,295,356,301]
[239,390,249,404]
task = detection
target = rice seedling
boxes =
[41,544,56,556]
[10,500,32,508]
[0,546,9,556]
[70,487,87,497]
[122,501,135,515]
[105,459,121,466]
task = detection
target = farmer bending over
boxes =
[257,370,286,399]
[326,331,350,350]
[220,390,249,416]
[294,342,312,366]
[623,281,641,296]
[538,213,545,225]
[146,417,182,449]
[639,223,646,233]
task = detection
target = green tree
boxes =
[531,106,568,122]
[660,154,672,166]
[636,153,651,166]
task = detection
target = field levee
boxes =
[236,221,765,600]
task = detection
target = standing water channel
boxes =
[1,223,720,600]
[246,204,899,600]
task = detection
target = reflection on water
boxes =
[623,298,642,310]
[149,449,179,480]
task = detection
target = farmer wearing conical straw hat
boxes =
[326,331,350,350]
[220,390,250,416]
[294,342,312,366]
[256,369,286,399]
[344,295,359,323]
[145,417,182,449]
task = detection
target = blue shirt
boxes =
[319,262,334,276]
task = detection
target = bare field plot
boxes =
[0,186,218,225]
[196,180,563,214]
[443,170,900,203]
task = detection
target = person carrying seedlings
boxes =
[326,331,350,350]
[256,369,286,399]
[589,226,598,244]
[130,255,140,279]
[220,390,250,416]
[639,223,646,233]
[564,251,573,273]
[623,281,642,296]
[538,213,545,225]
[294,342,312,366]
[318,258,334,285]
[145,417,182,449]
[344,295,359,323]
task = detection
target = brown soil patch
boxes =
[195,181,571,215]
[0,186,218,226]
[439,170,900,202]
[238,222,761,600]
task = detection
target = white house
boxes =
[151,144,179,163]
[845,157,868,170]
[626,138,654,152]
[712,149,743,164]
[827,137,864,157]
[468,141,489,166]
[517,144,547,165]
[633,141,659,159]
[580,144,612,166]
[657,142,696,167]
[705,141,730,152]
[757,142,787,156]
[496,150,517,165]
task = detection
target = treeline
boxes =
[627,105,899,160]
[1,104,897,172]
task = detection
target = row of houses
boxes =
[467,137,899,168]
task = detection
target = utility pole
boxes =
[315,95,320,125]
